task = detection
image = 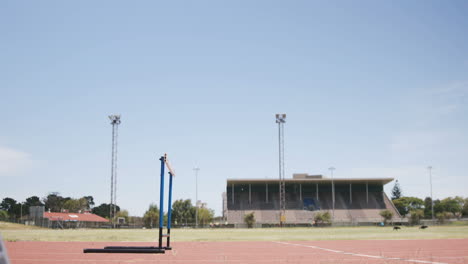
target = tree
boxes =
[392,197,424,217]
[433,199,444,215]
[244,212,255,228]
[423,197,433,219]
[82,196,95,209]
[409,209,424,225]
[92,203,120,218]
[453,196,466,218]
[0,197,20,219]
[197,207,214,226]
[463,198,468,217]
[143,204,160,228]
[171,199,195,225]
[43,194,93,213]
[379,209,394,224]
[63,198,89,213]
[424,197,446,218]
[0,210,8,221]
[391,180,402,200]
[0,197,17,212]
[314,211,331,226]
[25,196,43,207]
[440,197,463,218]
[63,199,77,212]
[43,193,67,212]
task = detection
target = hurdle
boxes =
[84,154,175,254]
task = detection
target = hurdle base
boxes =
[84,247,165,254]
[104,246,171,250]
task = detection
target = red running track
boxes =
[5,239,468,264]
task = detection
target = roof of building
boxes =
[43,212,109,222]
[226,177,394,185]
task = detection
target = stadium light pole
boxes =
[109,114,121,229]
[193,167,200,228]
[428,166,434,221]
[275,114,286,226]
[328,167,335,223]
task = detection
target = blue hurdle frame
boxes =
[84,154,175,254]
[158,154,174,250]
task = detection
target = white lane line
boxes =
[274,241,449,264]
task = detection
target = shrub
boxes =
[314,211,331,226]
[244,212,255,228]
[379,209,394,224]
[436,212,452,224]
[409,209,424,225]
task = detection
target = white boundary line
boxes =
[274,241,449,264]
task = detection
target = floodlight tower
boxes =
[275,114,286,225]
[109,114,121,228]
[428,166,434,221]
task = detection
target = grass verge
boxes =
[1,222,468,242]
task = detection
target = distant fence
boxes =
[5,217,113,229]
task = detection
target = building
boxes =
[225,174,400,225]
[28,206,109,228]
[43,211,109,228]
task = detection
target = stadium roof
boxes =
[226,177,394,185]
[43,212,109,222]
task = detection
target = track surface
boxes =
[5,239,468,264]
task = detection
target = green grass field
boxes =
[1,222,468,242]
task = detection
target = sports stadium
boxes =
[225,173,400,225]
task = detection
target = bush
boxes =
[379,209,394,224]
[244,212,255,228]
[409,209,424,225]
[436,212,452,224]
[314,211,331,226]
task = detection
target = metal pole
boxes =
[281,121,286,211]
[278,119,282,222]
[366,182,369,204]
[108,115,121,228]
[113,122,119,228]
[329,167,335,223]
[166,171,173,249]
[110,121,115,225]
[428,166,434,221]
[158,156,165,248]
[193,167,200,228]
[276,114,286,225]
[316,183,319,201]
[299,183,302,202]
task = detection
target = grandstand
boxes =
[224,174,400,225]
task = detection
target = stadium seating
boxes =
[226,190,399,224]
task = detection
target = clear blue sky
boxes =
[1,1,467,216]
